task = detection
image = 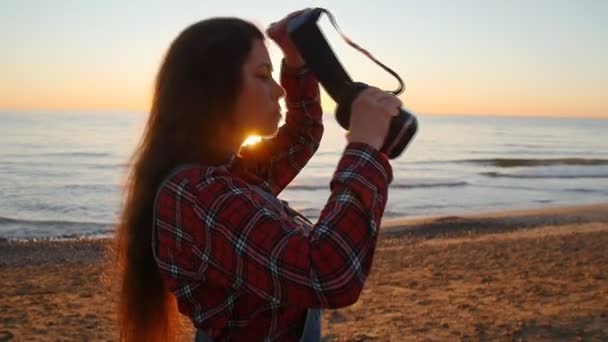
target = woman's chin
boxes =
[262,128,279,138]
[260,125,279,138]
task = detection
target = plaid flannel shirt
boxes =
[152,59,393,341]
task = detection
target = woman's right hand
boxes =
[346,87,402,151]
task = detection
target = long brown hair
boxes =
[113,18,263,341]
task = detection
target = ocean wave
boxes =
[0,215,113,228]
[0,216,114,240]
[91,163,129,169]
[464,158,608,168]
[567,188,602,193]
[292,208,320,218]
[44,152,112,157]
[3,232,114,242]
[286,185,327,191]
[1,152,112,158]
[503,143,541,148]
[382,210,408,217]
[480,172,608,179]
[476,183,606,194]
[63,184,118,191]
[0,215,116,240]
[392,181,468,189]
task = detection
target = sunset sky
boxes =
[1,0,606,118]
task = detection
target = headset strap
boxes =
[319,8,405,95]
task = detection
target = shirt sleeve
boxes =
[153,142,393,310]
[237,58,324,196]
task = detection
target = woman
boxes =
[115,9,401,342]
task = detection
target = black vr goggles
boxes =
[287,8,418,159]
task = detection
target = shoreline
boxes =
[1,203,606,269]
[381,202,608,238]
[1,203,607,340]
[1,202,607,245]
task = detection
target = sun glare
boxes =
[242,135,262,147]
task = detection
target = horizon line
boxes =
[0,108,606,120]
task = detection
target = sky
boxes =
[1,0,607,118]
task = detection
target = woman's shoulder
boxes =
[162,163,232,185]
[158,163,250,200]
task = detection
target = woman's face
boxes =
[231,39,286,138]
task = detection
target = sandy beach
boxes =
[1,203,607,341]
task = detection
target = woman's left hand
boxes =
[266,9,310,67]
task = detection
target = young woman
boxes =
[115,9,401,342]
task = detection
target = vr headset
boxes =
[287,8,418,159]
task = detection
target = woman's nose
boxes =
[273,79,286,99]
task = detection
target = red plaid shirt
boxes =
[152,60,393,341]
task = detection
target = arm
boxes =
[238,58,324,196]
[154,143,392,309]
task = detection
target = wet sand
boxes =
[1,204,607,341]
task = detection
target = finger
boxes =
[390,95,402,107]
[388,106,400,116]
[355,87,378,101]
[381,104,400,117]
[374,92,397,104]
[387,96,402,109]
[377,97,401,116]
[390,98,402,116]
[367,86,383,94]
[365,87,385,100]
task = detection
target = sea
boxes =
[1,111,607,240]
